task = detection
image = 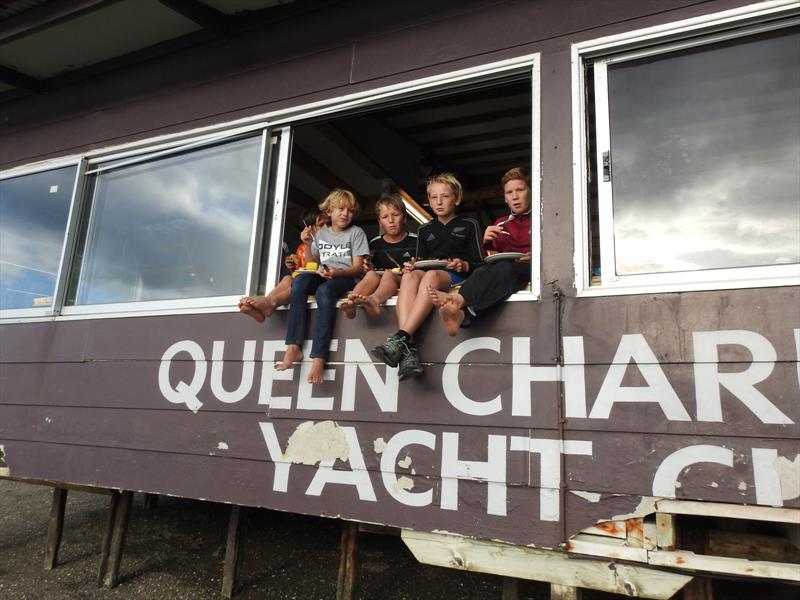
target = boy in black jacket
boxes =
[371,173,482,380]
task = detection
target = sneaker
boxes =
[371,332,405,368]
[398,344,424,381]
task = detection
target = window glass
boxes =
[0,166,76,309]
[606,28,800,276]
[71,135,262,305]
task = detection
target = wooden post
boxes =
[551,583,582,600]
[501,576,519,600]
[97,490,133,589]
[44,487,68,570]
[222,505,244,599]
[143,493,159,510]
[336,521,359,600]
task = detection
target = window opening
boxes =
[0,166,77,311]
[267,78,534,293]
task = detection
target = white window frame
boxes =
[0,158,83,319]
[572,0,800,296]
[1,52,541,322]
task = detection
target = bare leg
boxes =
[396,270,425,328]
[307,357,327,384]
[354,271,400,318]
[398,270,452,335]
[340,271,380,319]
[427,285,467,336]
[276,344,303,371]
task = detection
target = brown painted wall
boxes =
[1,0,798,550]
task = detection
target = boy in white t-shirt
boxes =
[277,189,369,384]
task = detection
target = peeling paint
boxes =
[217,442,229,450]
[738,481,748,491]
[775,455,800,500]
[612,496,657,521]
[398,455,412,469]
[373,437,386,454]
[411,468,416,475]
[571,490,602,503]
[710,481,719,488]
[285,421,348,465]
[394,476,414,493]
[674,481,682,489]
[45,417,52,423]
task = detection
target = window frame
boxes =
[0,157,83,319]
[59,127,272,317]
[1,52,542,322]
[572,0,800,296]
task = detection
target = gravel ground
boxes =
[2,479,794,599]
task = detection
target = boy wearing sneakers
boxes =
[371,173,482,380]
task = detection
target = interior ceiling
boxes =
[0,0,303,98]
[288,80,533,233]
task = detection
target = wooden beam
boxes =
[44,487,68,570]
[157,0,231,36]
[401,106,530,136]
[0,475,111,495]
[97,490,133,589]
[655,500,800,524]
[0,0,114,44]
[429,127,528,151]
[0,64,40,92]
[222,505,244,599]
[336,521,360,600]
[656,513,676,550]
[402,530,691,599]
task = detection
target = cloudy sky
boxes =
[606,29,799,275]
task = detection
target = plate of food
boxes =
[413,259,449,270]
[484,252,526,263]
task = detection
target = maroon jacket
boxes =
[484,211,532,254]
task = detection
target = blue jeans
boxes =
[285,275,357,359]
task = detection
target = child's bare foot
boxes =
[307,357,326,384]
[352,293,381,318]
[276,345,303,371]
[426,285,456,308]
[238,297,265,323]
[339,296,357,319]
[238,295,277,322]
[439,301,465,336]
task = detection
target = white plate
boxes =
[293,270,322,276]
[414,259,449,270]
[484,252,526,263]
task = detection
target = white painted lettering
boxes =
[306,426,377,501]
[510,437,593,521]
[158,340,207,413]
[258,421,293,492]
[751,447,783,507]
[652,445,733,497]
[210,340,256,403]
[693,330,792,424]
[258,341,292,408]
[380,430,436,507]
[589,334,690,421]
[441,433,507,516]
[443,337,502,416]
[341,339,398,412]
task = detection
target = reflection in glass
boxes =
[0,167,76,309]
[607,29,800,275]
[72,136,262,304]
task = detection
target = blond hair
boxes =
[319,188,360,216]
[374,193,407,218]
[500,167,531,188]
[426,172,462,202]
